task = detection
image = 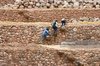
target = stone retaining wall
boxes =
[0,9,100,22]
[0,25,100,44]
[0,46,99,66]
[0,25,37,44]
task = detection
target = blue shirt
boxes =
[42,29,49,36]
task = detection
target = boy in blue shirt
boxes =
[42,27,49,41]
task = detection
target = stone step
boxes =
[61,40,100,45]
[42,44,100,50]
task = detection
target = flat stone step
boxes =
[41,44,100,50]
[61,40,100,45]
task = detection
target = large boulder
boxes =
[94,17,100,22]
[14,0,23,5]
[24,2,29,8]
[48,0,54,4]
[29,1,34,5]
[41,3,45,8]
[36,2,41,8]
[46,2,51,8]
[73,1,79,8]
[62,1,68,8]
[15,0,22,3]
[53,3,59,8]
[96,4,100,9]
[19,5,24,9]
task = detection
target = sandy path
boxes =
[0,42,100,51]
[0,21,100,26]
[41,44,100,50]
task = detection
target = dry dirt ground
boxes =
[0,21,100,26]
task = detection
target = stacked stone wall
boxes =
[0,25,100,44]
[0,9,100,22]
[0,46,99,66]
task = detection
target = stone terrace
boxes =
[0,21,100,45]
[0,20,99,66]
[0,0,100,66]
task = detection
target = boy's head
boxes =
[62,18,65,21]
[46,27,49,31]
[54,19,57,22]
